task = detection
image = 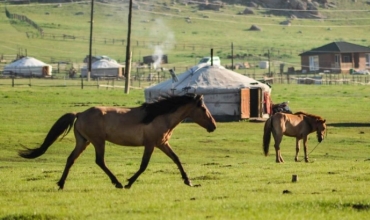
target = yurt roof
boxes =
[145,63,271,95]
[82,59,122,69]
[5,57,49,68]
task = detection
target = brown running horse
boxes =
[263,111,326,163]
[19,94,216,189]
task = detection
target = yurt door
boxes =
[250,88,262,117]
[240,89,250,119]
[241,88,262,119]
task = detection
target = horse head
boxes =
[316,118,327,142]
[188,94,216,133]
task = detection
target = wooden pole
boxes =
[124,0,133,94]
[88,0,95,82]
[231,42,234,70]
[210,48,213,66]
[268,49,271,77]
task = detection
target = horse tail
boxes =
[263,117,273,156]
[18,113,77,159]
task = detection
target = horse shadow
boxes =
[327,123,370,127]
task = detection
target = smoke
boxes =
[149,18,175,69]
[152,45,163,69]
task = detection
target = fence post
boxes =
[12,77,14,87]
[287,72,290,84]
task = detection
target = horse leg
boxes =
[303,137,309,162]
[93,141,123,189]
[157,143,192,187]
[57,133,89,190]
[273,134,284,163]
[125,145,155,189]
[295,138,301,162]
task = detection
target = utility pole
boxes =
[88,0,95,82]
[231,42,234,70]
[268,49,271,77]
[210,48,213,66]
[124,0,133,94]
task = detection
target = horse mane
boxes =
[294,111,324,120]
[141,93,200,124]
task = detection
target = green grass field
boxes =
[1,1,370,219]
[1,83,370,219]
[1,0,370,73]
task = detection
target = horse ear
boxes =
[195,94,203,101]
[317,119,326,123]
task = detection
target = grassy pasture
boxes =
[0,83,370,219]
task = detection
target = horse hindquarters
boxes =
[272,130,284,163]
[263,117,284,162]
[263,118,273,156]
[59,114,124,189]
[271,114,285,163]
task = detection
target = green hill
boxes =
[1,0,370,72]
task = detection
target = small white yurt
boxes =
[144,63,272,121]
[3,57,52,77]
[81,59,123,78]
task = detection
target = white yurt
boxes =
[144,63,272,121]
[3,56,52,77]
[81,59,123,78]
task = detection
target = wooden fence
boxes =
[1,72,370,89]
[6,8,43,35]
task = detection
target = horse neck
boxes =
[303,116,317,132]
[164,104,192,129]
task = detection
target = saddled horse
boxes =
[19,94,216,189]
[271,101,292,115]
[263,111,326,163]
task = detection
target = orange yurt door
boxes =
[240,88,250,119]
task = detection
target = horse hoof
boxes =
[57,182,64,190]
[184,179,193,187]
[124,184,131,189]
[115,183,123,189]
